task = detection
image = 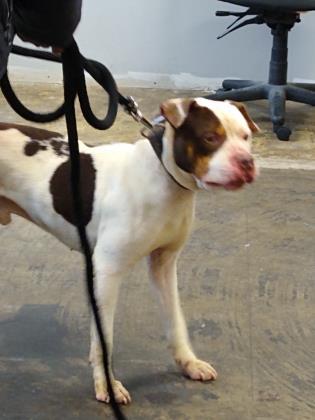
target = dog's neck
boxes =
[161,124,199,192]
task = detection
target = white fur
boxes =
[0,98,255,404]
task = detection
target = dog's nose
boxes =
[239,156,254,172]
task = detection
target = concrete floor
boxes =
[0,83,314,420]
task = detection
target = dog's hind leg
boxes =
[148,248,217,382]
[0,196,32,224]
[89,246,131,405]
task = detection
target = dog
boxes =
[0,97,258,404]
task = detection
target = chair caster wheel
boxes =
[274,125,291,141]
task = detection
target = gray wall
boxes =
[10,1,315,87]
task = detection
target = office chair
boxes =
[207,0,315,140]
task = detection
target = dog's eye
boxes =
[204,134,221,145]
[243,133,249,141]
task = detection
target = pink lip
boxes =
[223,179,246,190]
[206,174,254,191]
[206,182,221,188]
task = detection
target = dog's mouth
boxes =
[223,179,246,190]
[206,179,244,190]
[205,174,254,191]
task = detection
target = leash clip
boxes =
[124,95,153,129]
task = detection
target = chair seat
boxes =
[219,0,315,12]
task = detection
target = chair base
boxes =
[206,79,315,140]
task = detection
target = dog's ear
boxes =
[160,98,196,128]
[228,101,260,133]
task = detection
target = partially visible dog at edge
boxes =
[0,98,259,404]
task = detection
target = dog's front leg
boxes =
[148,248,217,382]
[89,248,131,405]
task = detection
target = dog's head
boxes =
[160,97,259,191]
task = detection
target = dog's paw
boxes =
[178,358,218,382]
[95,379,131,405]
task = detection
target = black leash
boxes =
[4,44,153,130]
[61,42,125,420]
[1,39,129,419]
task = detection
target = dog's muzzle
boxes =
[203,153,256,191]
[227,154,256,189]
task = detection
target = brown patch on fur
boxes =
[187,144,194,159]
[24,141,48,156]
[0,122,63,141]
[173,101,226,176]
[0,196,32,225]
[0,122,65,157]
[24,138,69,157]
[229,101,260,133]
[50,139,69,157]
[50,153,96,226]
[194,156,213,179]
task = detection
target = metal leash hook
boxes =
[123,95,167,141]
[123,95,153,129]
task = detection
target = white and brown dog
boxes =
[0,98,258,404]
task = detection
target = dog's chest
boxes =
[102,190,194,259]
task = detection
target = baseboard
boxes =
[7,66,224,91]
[114,72,223,91]
[292,77,315,84]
